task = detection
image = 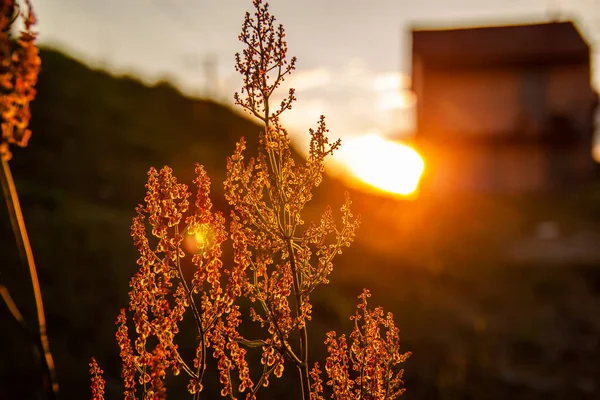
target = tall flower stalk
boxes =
[93,1,410,399]
[228,1,357,397]
[0,1,58,399]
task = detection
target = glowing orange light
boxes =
[183,223,215,254]
[338,134,424,196]
[593,144,600,163]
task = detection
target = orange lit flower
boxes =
[89,357,106,400]
[0,0,40,161]
[94,2,409,399]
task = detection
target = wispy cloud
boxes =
[373,72,416,111]
[286,68,332,92]
[373,72,411,92]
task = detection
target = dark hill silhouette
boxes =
[20,48,268,208]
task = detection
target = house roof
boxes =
[412,21,590,67]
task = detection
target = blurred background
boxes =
[1,0,600,399]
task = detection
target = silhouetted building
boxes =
[411,21,598,194]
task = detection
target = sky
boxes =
[34,0,600,163]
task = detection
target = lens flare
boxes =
[183,223,215,254]
[338,134,424,196]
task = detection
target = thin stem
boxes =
[250,362,278,397]
[384,359,393,399]
[0,154,58,400]
[175,352,198,379]
[0,283,49,375]
[287,239,310,400]
[142,363,148,396]
[237,337,268,348]
[173,225,208,389]
[0,284,25,325]
[250,260,302,365]
[357,310,367,399]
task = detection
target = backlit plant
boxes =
[0,1,58,399]
[91,1,410,399]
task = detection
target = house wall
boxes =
[414,60,596,194]
[421,145,549,194]
[419,65,521,138]
[417,62,594,138]
[546,63,596,135]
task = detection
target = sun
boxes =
[337,134,425,196]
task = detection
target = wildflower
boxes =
[89,357,106,400]
[1,2,58,397]
[0,0,40,160]
[93,2,409,399]
[324,290,411,399]
[226,7,360,398]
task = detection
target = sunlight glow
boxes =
[287,68,331,91]
[339,134,425,196]
[593,143,600,163]
[373,72,416,111]
[377,91,416,111]
[373,72,411,92]
[183,223,215,254]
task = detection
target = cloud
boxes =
[278,98,328,155]
[372,72,415,111]
[286,68,332,92]
[373,72,411,92]
[377,91,416,111]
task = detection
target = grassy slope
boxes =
[1,47,600,399]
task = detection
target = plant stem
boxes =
[172,226,207,393]
[0,153,58,400]
[0,283,48,373]
[287,239,311,400]
[298,338,311,400]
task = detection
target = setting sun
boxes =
[338,134,425,196]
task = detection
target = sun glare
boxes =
[593,143,600,163]
[338,134,425,196]
[183,223,215,254]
